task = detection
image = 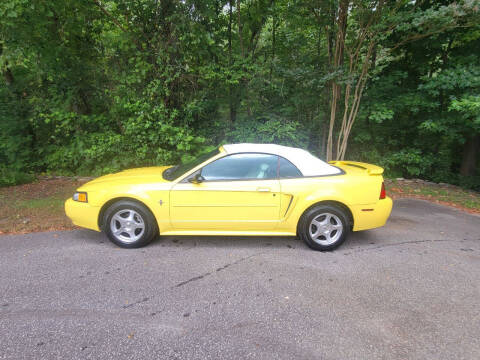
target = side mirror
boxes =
[188,173,205,184]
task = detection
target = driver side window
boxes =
[201,153,278,181]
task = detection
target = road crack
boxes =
[122,297,150,309]
[343,238,479,255]
[173,253,261,289]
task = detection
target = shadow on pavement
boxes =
[73,227,382,251]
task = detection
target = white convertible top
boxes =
[221,143,342,176]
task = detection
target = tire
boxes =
[102,200,158,248]
[298,204,350,251]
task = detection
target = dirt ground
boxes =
[0,178,89,234]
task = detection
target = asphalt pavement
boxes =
[1,199,479,360]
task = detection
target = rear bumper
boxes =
[351,196,393,231]
[65,198,101,231]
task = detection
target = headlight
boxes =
[73,192,88,203]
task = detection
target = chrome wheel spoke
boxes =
[134,222,145,230]
[126,211,135,222]
[113,227,123,235]
[323,214,332,225]
[311,226,321,239]
[113,214,125,225]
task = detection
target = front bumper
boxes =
[351,196,393,231]
[65,198,101,231]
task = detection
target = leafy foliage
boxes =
[0,0,479,189]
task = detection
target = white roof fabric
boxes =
[222,143,342,177]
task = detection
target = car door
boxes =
[277,156,305,219]
[170,153,281,231]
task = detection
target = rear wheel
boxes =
[299,204,350,251]
[103,200,158,248]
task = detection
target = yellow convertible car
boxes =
[65,144,392,251]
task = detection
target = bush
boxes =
[0,165,34,187]
[0,87,35,186]
[228,115,309,147]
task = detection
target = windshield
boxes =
[162,148,220,181]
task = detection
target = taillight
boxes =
[380,182,386,199]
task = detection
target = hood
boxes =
[78,166,172,190]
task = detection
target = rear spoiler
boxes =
[329,161,384,175]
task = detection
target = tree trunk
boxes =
[228,1,235,124]
[3,68,14,85]
[237,0,244,58]
[0,43,14,85]
[326,0,349,161]
[321,117,328,159]
[336,40,375,160]
[460,134,480,176]
[270,0,276,80]
[230,103,237,123]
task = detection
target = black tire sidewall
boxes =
[103,200,158,248]
[299,204,350,251]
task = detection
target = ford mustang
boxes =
[65,144,392,251]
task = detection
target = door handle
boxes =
[257,187,271,192]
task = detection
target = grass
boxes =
[16,197,67,209]
[386,179,480,213]
[0,177,478,235]
[0,178,89,234]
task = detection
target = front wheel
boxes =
[298,204,350,251]
[103,200,158,248]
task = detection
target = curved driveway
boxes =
[1,199,479,359]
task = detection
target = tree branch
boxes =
[92,0,142,51]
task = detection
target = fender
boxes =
[88,185,171,232]
[278,184,355,233]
